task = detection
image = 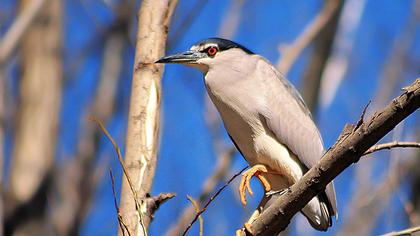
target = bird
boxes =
[156,38,337,233]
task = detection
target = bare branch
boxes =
[247,78,420,235]
[118,1,178,235]
[51,9,129,233]
[276,0,342,75]
[9,0,62,206]
[218,0,244,39]
[167,0,208,49]
[143,193,176,222]
[183,166,248,236]
[320,0,366,108]
[363,141,420,156]
[0,0,48,65]
[299,0,344,113]
[382,225,420,236]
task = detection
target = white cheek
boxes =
[197,57,213,64]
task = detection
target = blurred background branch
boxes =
[276,0,342,78]
[299,0,344,114]
[50,2,131,234]
[0,0,48,66]
[5,1,62,235]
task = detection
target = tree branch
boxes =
[118,1,178,235]
[10,0,62,205]
[382,225,420,236]
[276,0,342,76]
[0,0,48,65]
[299,0,344,113]
[247,78,420,235]
[363,141,420,156]
[143,193,176,222]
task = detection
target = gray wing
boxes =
[254,56,337,215]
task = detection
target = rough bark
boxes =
[247,78,420,235]
[118,1,178,235]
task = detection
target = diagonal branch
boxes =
[0,0,48,65]
[382,225,420,236]
[247,78,420,235]
[276,0,342,75]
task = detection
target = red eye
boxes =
[207,47,218,56]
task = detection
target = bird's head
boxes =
[156,38,254,73]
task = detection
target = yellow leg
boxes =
[238,164,271,206]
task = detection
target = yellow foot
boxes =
[239,164,271,206]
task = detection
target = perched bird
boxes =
[156,38,337,232]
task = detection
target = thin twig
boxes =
[183,166,248,236]
[89,117,147,236]
[110,169,131,236]
[382,225,420,236]
[186,196,203,236]
[363,141,420,156]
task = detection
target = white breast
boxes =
[204,71,304,189]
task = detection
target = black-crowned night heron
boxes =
[156,38,337,232]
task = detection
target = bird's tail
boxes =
[301,194,333,231]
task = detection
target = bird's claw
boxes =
[239,164,271,206]
[265,187,291,197]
